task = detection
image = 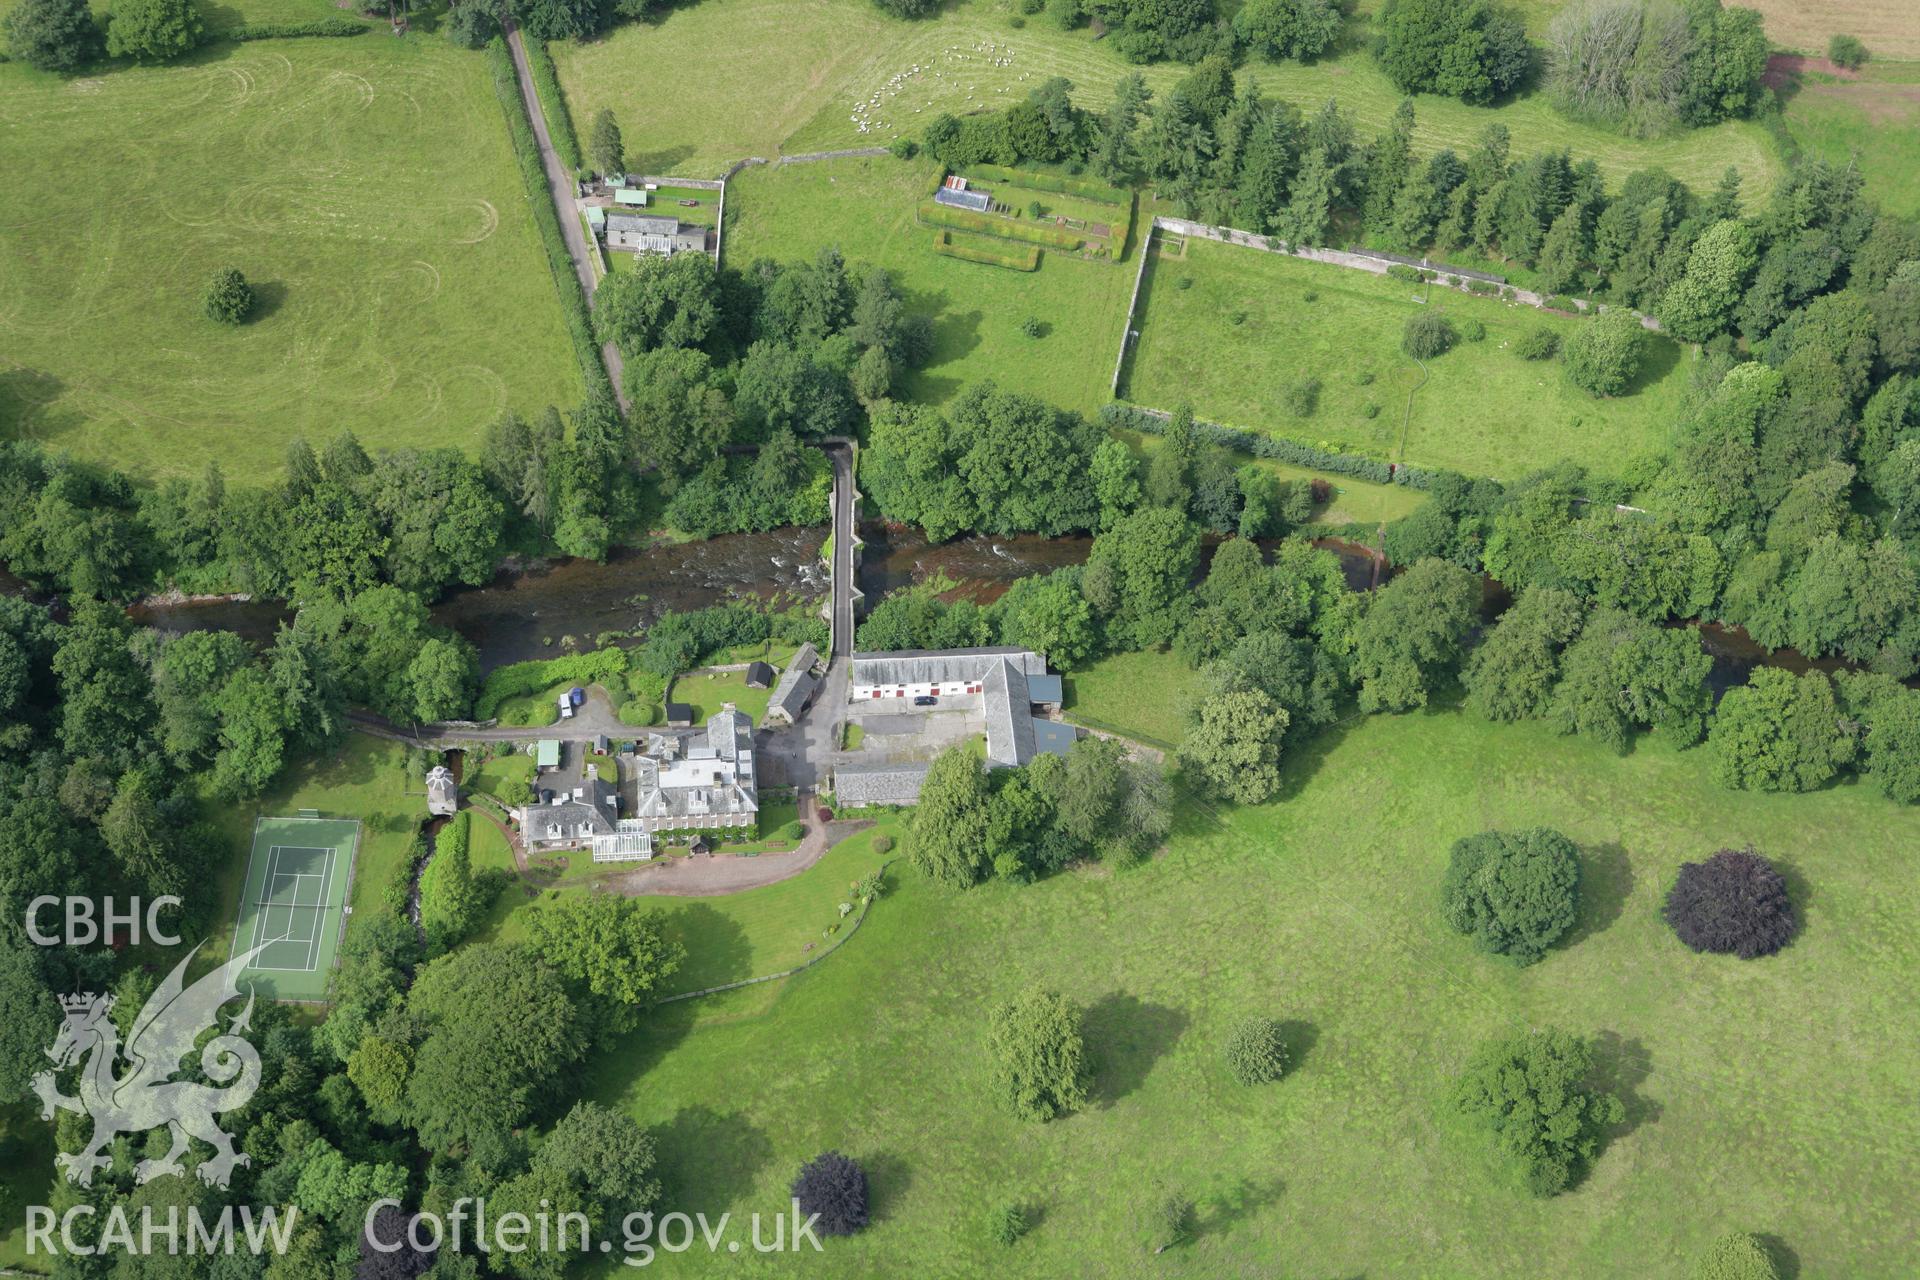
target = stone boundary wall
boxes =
[1112,220,1156,397]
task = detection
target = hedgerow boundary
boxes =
[1100,403,1436,489]
[524,36,582,174]
[486,36,616,407]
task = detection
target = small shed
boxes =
[1026,673,1063,708]
[689,835,712,855]
[665,702,694,728]
[594,734,610,754]
[534,739,561,771]
[614,188,649,207]
[745,661,776,690]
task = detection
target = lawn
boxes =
[0,36,581,484]
[579,708,1920,1277]
[1782,63,1920,219]
[551,0,1779,197]
[645,184,723,227]
[670,666,775,724]
[1126,239,1693,481]
[471,815,897,1013]
[725,156,1136,416]
[1061,647,1204,748]
[465,748,535,804]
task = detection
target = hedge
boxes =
[1099,402,1437,489]
[961,163,1128,205]
[523,36,582,174]
[485,38,615,406]
[919,201,1082,250]
[229,18,368,38]
[384,831,426,915]
[932,230,1039,271]
[474,647,634,720]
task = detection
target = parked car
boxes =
[913,695,938,706]
[568,686,587,708]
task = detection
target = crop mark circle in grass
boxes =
[399,260,442,303]
[326,71,376,109]
[454,200,499,245]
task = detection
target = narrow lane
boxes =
[502,21,629,413]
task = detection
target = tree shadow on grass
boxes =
[1564,841,1633,950]
[1277,1019,1319,1072]
[248,280,288,324]
[1623,330,1684,397]
[649,1104,773,1212]
[1774,857,1815,948]
[859,1150,911,1224]
[630,145,696,176]
[654,901,753,993]
[1265,710,1365,805]
[1757,1233,1802,1280]
[1587,1029,1661,1144]
[1083,993,1187,1107]
[1196,1174,1285,1242]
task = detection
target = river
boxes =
[0,531,1872,690]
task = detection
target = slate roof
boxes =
[981,658,1034,768]
[833,762,930,806]
[606,213,680,236]
[745,661,776,689]
[849,646,1046,687]
[766,643,821,724]
[632,710,758,824]
[1030,718,1079,757]
[531,775,618,842]
[1026,673,1063,705]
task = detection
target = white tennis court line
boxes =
[236,820,362,984]
[246,844,338,973]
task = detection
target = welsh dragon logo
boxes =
[32,942,271,1190]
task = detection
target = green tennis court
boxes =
[232,816,360,1001]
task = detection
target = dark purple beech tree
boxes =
[792,1152,869,1236]
[1663,848,1797,959]
[356,1203,434,1279]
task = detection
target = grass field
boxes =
[0,37,581,484]
[1782,64,1920,218]
[1061,647,1204,748]
[552,0,1780,198]
[579,708,1920,1277]
[725,156,1135,416]
[1742,0,1920,59]
[1127,239,1693,480]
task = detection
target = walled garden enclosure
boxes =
[1124,239,1694,481]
